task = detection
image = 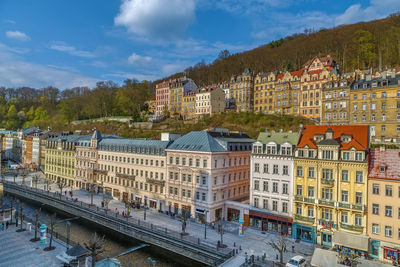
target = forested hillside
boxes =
[161,14,400,86]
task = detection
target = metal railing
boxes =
[340,222,363,232]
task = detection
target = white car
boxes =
[286,255,306,267]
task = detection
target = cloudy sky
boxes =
[0,0,399,89]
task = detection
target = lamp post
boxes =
[144,202,147,221]
[204,210,209,239]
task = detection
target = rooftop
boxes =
[257,131,300,145]
[369,148,400,180]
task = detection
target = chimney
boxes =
[380,146,386,152]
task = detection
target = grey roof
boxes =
[47,135,91,143]
[66,245,88,257]
[351,74,400,90]
[92,130,102,140]
[318,139,340,146]
[22,126,40,135]
[98,138,171,155]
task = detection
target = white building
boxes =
[195,87,226,116]
[249,131,300,235]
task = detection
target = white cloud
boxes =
[114,0,196,41]
[0,43,97,89]
[127,53,152,64]
[49,42,95,58]
[4,19,16,24]
[6,30,30,41]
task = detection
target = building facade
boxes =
[195,87,226,116]
[368,148,400,263]
[293,125,369,251]
[250,131,300,235]
[182,89,198,120]
[169,77,197,115]
[155,81,170,116]
[254,72,276,114]
[165,129,254,223]
[230,68,254,112]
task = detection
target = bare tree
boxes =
[44,178,51,192]
[21,171,28,186]
[84,232,106,267]
[218,219,226,248]
[16,202,24,232]
[9,197,14,224]
[13,171,17,183]
[103,193,112,211]
[57,179,66,198]
[268,233,287,265]
[32,175,40,189]
[30,208,41,242]
[44,213,57,251]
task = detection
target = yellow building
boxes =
[293,125,369,251]
[275,71,301,115]
[349,72,400,143]
[321,76,353,125]
[182,89,198,120]
[169,77,197,115]
[254,72,276,114]
[230,68,254,112]
[368,148,400,263]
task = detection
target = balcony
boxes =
[146,177,165,186]
[116,172,135,180]
[304,197,315,204]
[294,195,315,204]
[93,169,107,175]
[318,199,335,207]
[352,204,363,211]
[338,203,365,212]
[295,214,314,223]
[338,202,351,209]
[340,223,363,232]
[321,179,334,186]
[294,195,303,201]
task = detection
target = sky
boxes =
[0,0,399,89]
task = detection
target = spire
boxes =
[92,129,102,140]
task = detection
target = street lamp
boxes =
[204,210,209,239]
[144,202,148,221]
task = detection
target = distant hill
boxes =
[155,14,400,87]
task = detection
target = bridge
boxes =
[2,181,233,266]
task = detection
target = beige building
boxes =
[165,128,254,223]
[368,148,400,263]
[195,86,226,116]
[230,68,254,112]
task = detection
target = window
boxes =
[341,191,348,202]
[372,204,379,215]
[342,170,349,182]
[308,207,314,217]
[355,214,362,226]
[273,165,279,174]
[272,200,278,211]
[254,163,260,173]
[322,150,334,160]
[283,165,288,175]
[372,184,380,194]
[341,212,348,224]
[202,192,206,201]
[308,150,314,158]
[203,159,207,168]
[308,167,315,178]
[254,180,260,190]
[263,164,268,173]
[282,202,288,213]
[175,157,179,165]
[356,192,363,204]
[263,199,268,209]
[282,184,288,194]
[386,185,393,196]
[254,197,259,208]
[322,188,333,200]
[385,226,393,237]
[356,171,363,183]
[297,166,303,177]
[355,152,363,161]
[196,159,200,167]
[273,182,278,193]
[263,181,268,191]
[322,169,333,180]
[296,205,302,215]
[372,224,380,235]
[343,152,350,160]
[308,186,314,198]
[385,206,393,217]
[296,185,303,196]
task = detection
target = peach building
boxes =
[368,148,400,263]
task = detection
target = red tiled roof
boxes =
[290,70,303,77]
[368,149,400,180]
[297,125,369,150]
[276,73,284,80]
[150,96,156,101]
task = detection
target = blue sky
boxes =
[0,0,399,89]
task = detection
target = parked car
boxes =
[286,255,306,267]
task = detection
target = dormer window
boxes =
[379,166,386,173]
[343,151,350,160]
[314,134,324,142]
[322,150,334,160]
[298,150,304,157]
[308,150,314,158]
[355,152,363,161]
[281,146,292,155]
[267,145,276,154]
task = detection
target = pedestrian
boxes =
[6,221,9,229]
[122,211,125,217]
[245,252,248,263]
[292,245,295,253]
[16,217,18,227]
[284,243,287,252]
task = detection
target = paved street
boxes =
[4,172,315,266]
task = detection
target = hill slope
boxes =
[158,14,400,87]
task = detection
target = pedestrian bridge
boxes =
[2,181,233,266]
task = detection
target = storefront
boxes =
[135,195,142,208]
[370,240,380,259]
[249,209,292,235]
[292,223,316,243]
[105,187,112,195]
[195,208,206,223]
[383,247,400,264]
[113,189,120,200]
[227,208,240,223]
[332,231,369,256]
[181,205,191,217]
[149,198,157,209]
[122,192,129,203]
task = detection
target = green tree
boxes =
[353,30,376,68]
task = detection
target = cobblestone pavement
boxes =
[5,173,315,266]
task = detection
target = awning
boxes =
[332,231,369,251]
[135,194,141,198]
[149,198,157,202]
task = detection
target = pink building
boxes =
[155,81,170,116]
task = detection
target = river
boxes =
[1,191,202,267]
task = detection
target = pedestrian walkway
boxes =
[0,224,64,267]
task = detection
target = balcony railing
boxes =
[338,202,351,209]
[294,195,303,201]
[340,223,363,232]
[294,195,315,204]
[93,169,107,175]
[338,203,364,211]
[321,179,334,186]
[146,177,165,186]
[295,214,314,223]
[318,199,335,207]
[116,172,135,180]
[352,204,363,211]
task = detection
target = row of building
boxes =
[154,55,400,143]
[5,124,400,264]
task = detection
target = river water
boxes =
[1,191,201,267]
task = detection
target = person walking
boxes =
[6,221,9,229]
[245,252,248,263]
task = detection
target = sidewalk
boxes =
[5,173,315,265]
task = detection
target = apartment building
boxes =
[321,76,353,125]
[169,77,197,115]
[275,71,301,115]
[230,68,254,112]
[155,81,170,116]
[77,131,172,210]
[218,82,231,109]
[250,131,300,235]
[293,125,369,251]
[299,55,338,121]
[182,89,198,120]
[368,148,400,263]
[254,72,276,114]
[45,134,90,187]
[195,87,225,116]
[165,128,254,223]
[349,72,400,143]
